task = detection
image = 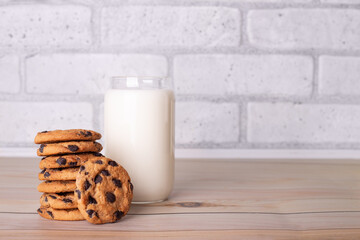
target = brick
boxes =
[0,102,93,144]
[26,54,167,94]
[248,9,360,50]
[175,102,239,144]
[319,56,360,96]
[232,0,312,1]
[321,0,360,3]
[174,55,313,96]
[248,103,360,143]
[0,55,20,93]
[0,5,91,48]
[101,6,240,47]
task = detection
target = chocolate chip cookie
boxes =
[75,157,133,224]
[35,129,101,144]
[37,180,76,193]
[37,141,102,156]
[39,167,79,181]
[40,193,77,209]
[37,206,84,221]
[39,153,103,169]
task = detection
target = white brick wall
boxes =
[0,102,92,144]
[248,9,360,50]
[248,103,360,143]
[319,56,360,96]
[101,7,240,47]
[0,55,19,93]
[174,55,313,96]
[0,5,91,48]
[0,1,360,151]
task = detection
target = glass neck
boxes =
[111,77,171,90]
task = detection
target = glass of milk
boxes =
[104,77,174,203]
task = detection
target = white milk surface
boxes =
[104,89,174,202]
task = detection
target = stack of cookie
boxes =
[35,129,103,221]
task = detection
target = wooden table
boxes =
[1,157,360,239]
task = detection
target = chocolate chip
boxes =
[40,169,46,174]
[37,208,42,213]
[68,145,79,152]
[75,189,81,199]
[47,211,54,219]
[79,165,85,172]
[84,179,91,191]
[112,178,122,188]
[86,209,96,218]
[108,160,118,167]
[114,210,124,220]
[86,209,94,217]
[56,157,67,166]
[80,131,92,137]
[85,172,89,175]
[129,182,133,191]
[40,131,48,133]
[63,198,72,203]
[101,170,110,176]
[106,192,116,203]
[88,196,97,204]
[69,161,77,166]
[49,195,57,199]
[43,171,50,177]
[44,196,48,202]
[94,174,102,184]
[95,160,103,164]
[92,152,103,157]
[39,144,46,153]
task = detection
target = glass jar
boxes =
[104,77,174,203]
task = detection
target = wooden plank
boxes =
[2,187,360,214]
[1,212,360,231]
[1,158,360,214]
[1,157,360,236]
[2,229,360,240]
[2,158,360,189]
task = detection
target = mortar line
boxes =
[311,55,320,100]
[3,47,360,57]
[18,54,26,95]
[239,101,248,144]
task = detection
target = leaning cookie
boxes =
[37,141,102,156]
[75,157,133,224]
[39,167,79,181]
[37,207,84,221]
[39,153,103,169]
[37,180,76,193]
[40,193,77,209]
[35,129,101,144]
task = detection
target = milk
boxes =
[104,88,174,203]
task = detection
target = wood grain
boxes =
[1,157,360,239]
[2,229,360,240]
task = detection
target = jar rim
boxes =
[111,76,169,80]
[111,76,172,89]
